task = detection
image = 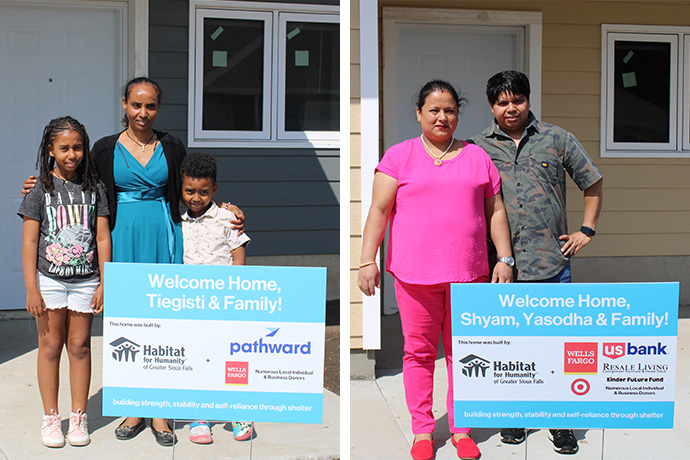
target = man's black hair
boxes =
[486,70,531,105]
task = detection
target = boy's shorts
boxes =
[37,272,100,314]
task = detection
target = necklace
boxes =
[420,135,454,166]
[126,129,156,152]
[52,169,70,183]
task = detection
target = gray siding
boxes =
[149,0,339,256]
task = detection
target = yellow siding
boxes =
[542,47,601,72]
[350,202,362,234]
[542,71,600,95]
[542,94,599,118]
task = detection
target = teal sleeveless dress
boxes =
[111,141,183,263]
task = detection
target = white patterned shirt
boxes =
[181,202,250,265]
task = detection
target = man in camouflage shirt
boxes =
[470,70,603,455]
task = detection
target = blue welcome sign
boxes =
[451,283,678,429]
[102,262,326,423]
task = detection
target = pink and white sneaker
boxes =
[41,409,65,448]
[189,420,213,444]
[67,409,90,446]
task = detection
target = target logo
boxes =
[571,378,590,396]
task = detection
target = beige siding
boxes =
[350,0,690,349]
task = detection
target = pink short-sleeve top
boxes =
[376,137,501,285]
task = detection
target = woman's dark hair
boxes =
[36,116,99,193]
[180,152,217,185]
[121,76,163,127]
[415,80,465,111]
[486,70,531,105]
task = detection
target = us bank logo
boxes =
[110,337,141,362]
[460,354,490,378]
[603,342,668,360]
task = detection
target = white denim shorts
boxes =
[37,272,100,314]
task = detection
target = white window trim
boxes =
[601,24,690,158]
[188,0,339,149]
[277,12,339,141]
[192,9,273,141]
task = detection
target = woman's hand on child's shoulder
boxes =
[221,203,245,234]
[21,176,38,196]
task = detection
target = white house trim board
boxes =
[360,0,380,351]
[339,0,351,391]
[131,0,148,76]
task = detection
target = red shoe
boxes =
[451,436,480,460]
[410,437,434,460]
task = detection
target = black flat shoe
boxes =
[151,424,177,446]
[115,418,146,440]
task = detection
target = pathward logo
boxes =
[110,337,141,362]
[229,328,312,356]
[460,354,490,378]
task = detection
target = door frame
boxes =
[382,7,542,151]
[0,0,148,77]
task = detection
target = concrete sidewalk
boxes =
[0,312,339,460]
[352,319,690,460]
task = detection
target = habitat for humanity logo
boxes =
[459,354,490,377]
[229,328,311,356]
[110,337,140,362]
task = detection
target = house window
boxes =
[601,25,690,157]
[190,1,339,148]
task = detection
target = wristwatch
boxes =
[580,226,596,237]
[497,256,515,267]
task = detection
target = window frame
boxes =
[192,8,273,141]
[188,0,339,148]
[277,12,340,141]
[601,24,690,158]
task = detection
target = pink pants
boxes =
[395,277,483,435]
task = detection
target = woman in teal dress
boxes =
[23,76,244,446]
[91,77,187,446]
[110,139,184,263]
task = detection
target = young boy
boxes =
[179,152,252,444]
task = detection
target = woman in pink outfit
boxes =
[358,80,514,460]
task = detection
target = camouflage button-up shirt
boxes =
[469,113,603,281]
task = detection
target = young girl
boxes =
[19,116,111,448]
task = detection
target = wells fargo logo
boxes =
[564,342,597,374]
